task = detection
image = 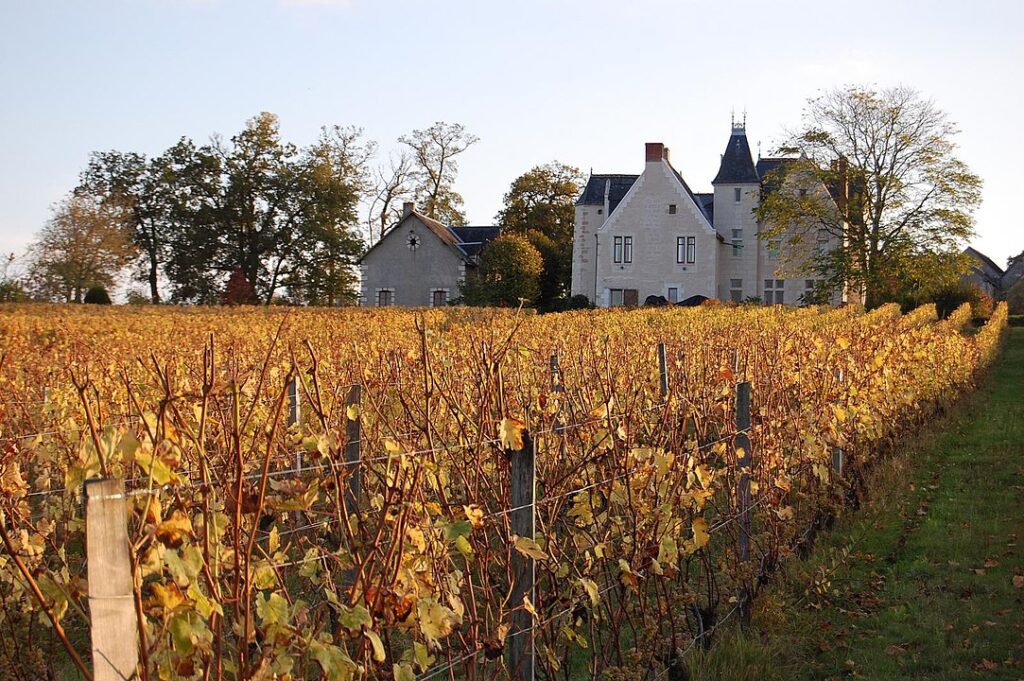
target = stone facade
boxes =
[571,125,845,307]
[358,203,498,307]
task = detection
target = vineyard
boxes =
[0,301,1009,681]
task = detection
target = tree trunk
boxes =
[148,251,160,304]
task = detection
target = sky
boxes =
[1,0,1022,270]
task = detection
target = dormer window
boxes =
[668,204,677,215]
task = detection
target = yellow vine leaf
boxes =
[580,578,600,606]
[498,417,526,451]
[512,535,548,560]
[364,630,386,663]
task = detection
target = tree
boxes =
[221,267,258,305]
[400,122,478,225]
[459,233,543,306]
[165,114,371,305]
[495,162,585,309]
[0,253,28,303]
[27,193,136,303]
[366,150,415,244]
[756,85,982,308]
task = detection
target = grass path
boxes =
[693,327,1024,680]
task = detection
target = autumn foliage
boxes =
[0,301,1008,678]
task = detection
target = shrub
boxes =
[83,286,112,304]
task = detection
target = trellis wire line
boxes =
[1,415,142,443]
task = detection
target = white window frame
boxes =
[764,279,785,305]
[768,239,781,261]
[623,236,633,264]
[686,236,696,264]
[613,236,623,263]
[734,187,742,202]
[729,279,743,303]
[731,228,742,257]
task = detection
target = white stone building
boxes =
[571,123,844,307]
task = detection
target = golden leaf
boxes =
[498,417,527,451]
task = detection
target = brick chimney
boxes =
[402,201,415,217]
[645,142,665,163]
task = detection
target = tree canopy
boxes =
[400,122,478,226]
[27,194,137,303]
[458,233,543,307]
[756,85,982,308]
[495,162,585,309]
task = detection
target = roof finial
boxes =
[730,107,735,129]
[732,107,745,135]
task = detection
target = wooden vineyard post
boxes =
[549,354,563,394]
[84,478,140,681]
[289,374,302,472]
[735,381,753,626]
[508,431,536,681]
[658,342,669,400]
[343,384,362,516]
[832,368,844,481]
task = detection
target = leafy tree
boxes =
[400,122,478,225]
[459,233,543,306]
[756,85,982,308]
[495,162,585,309]
[27,193,136,303]
[166,114,371,305]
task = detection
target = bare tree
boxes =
[399,122,479,225]
[366,150,415,243]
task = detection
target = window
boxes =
[668,204,677,215]
[803,280,817,305]
[623,236,633,263]
[377,289,394,307]
[729,279,743,303]
[613,236,623,263]
[732,229,743,257]
[764,279,785,305]
[610,289,624,307]
[676,237,685,264]
[431,289,448,307]
[667,287,678,303]
[768,239,781,260]
[597,208,603,215]
[686,236,696,264]
[734,188,742,202]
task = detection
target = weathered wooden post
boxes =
[343,384,362,515]
[549,354,563,394]
[658,342,669,400]
[84,478,140,681]
[289,374,302,472]
[832,368,844,481]
[508,431,536,681]
[735,381,753,625]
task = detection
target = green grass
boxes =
[695,327,1024,680]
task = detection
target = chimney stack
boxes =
[663,146,671,164]
[645,142,665,163]
[402,201,415,218]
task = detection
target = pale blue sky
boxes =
[1,0,1021,266]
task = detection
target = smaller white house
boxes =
[358,203,501,307]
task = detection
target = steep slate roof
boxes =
[576,174,639,216]
[693,193,715,226]
[713,130,759,184]
[358,210,500,264]
[964,247,1004,278]
[450,226,502,258]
